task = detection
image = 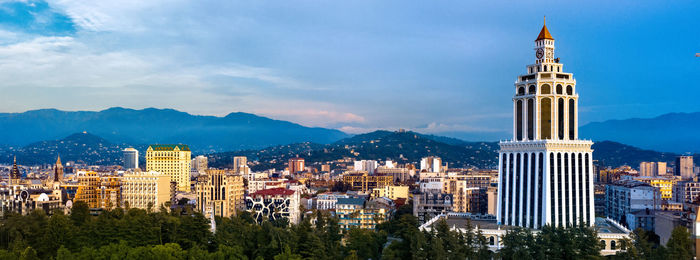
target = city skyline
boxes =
[0,1,697,140]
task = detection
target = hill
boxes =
[0,132,131,165]
[0,107,349,153]
[580,112,700,153]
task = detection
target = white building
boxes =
[245,188,300,225]
[605,179,658,224]
[233,156,249,174]
[192,155,208,172]
[496,21,595,228]
[123,148,139,170]
[315,192,350,210]
[122,170,172,211]
[420,157,443,173]
[639,161,667,177]
[354,160,378,174]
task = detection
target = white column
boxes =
[588,152,595,226]
[563,92,568,140]
[513,99,517,140]
[510,153,517,226]
[544,152,550,226]
[573,152,580,225]
[567,152,574,226]
[579,153,587,225]
[497,152,503,225]
[575,97,579,140]
[504,153,511,225]
[534,152,540,228]
[518,152,525,226]
[553,152,559,227]
[525,152,532,228]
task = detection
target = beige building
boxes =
[146,144,192,191]
[122,170,173,211]
[343,172,393,192]
[372,185,409,200]
[196,169,245,218]
[640,161,667,177]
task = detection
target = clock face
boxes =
[536,49,544,59]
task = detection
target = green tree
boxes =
[666,226,693,260]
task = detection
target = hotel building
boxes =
[146,144,192,192]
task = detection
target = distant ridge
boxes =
[0,107,349,153]
[580,112,700,153]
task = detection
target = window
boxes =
[541,84,551,94]
[556,84,563,95]
[558,98,564,139]
[569,99,575,140]
[517,100,523,140]
[566,85,573,95]
[528,85,536,94]
[527,99,534,140]
[540,98,551,139]
[518,87,525,95]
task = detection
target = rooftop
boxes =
[147,144,191,151]
[250,187,295,197]
[337,197,366,206]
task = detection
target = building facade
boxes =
[497,22,595,228]
[639,162,667,177]
[605,179,658,226]
[123,148,139,170]
[245,188,300,225]
[676,156,694,180]
[288,157,305,174]
[146,144,192,192]
[371,185,409,200]
[413,191,453,224]
[343,173,393,193]
[336,197,388,231]
[195,169,245,218]
[122,170,173,211]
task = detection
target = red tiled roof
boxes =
[250,187,295,197]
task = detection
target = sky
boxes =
[0,0,697,140]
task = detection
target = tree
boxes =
[666,226,693,260]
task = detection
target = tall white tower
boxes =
[496,19,595,228]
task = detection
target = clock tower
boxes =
[496,19,595,229]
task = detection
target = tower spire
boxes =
[536,17,554,41]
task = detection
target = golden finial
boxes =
[544,16,546,25]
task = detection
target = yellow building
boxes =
[146,144,192,192]
[635,176,677,200]
[195,169,245,218]
[122,170,173,211]
[342,172,393,192]
[372,185,409,200]
[75,171,100,208]
[74,171,121,210]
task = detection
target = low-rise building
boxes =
[336,197,389,231]
[315,192,350,210]
[605,179,658,227]
[342,172,393,193]
[413,191,453,224]
[371,185,409,200]
[122,170,173,211]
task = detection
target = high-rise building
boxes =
[420,157,443,173]
[233,156,248,174]
[639,162,667,177]
[497,21,595,228]
[195,169,245,218]
[288,157,305,174]
[676,156,694,180]
[122,170,172,211]
[123,148,139,170]
[192,155,208,172]
[146,144,191,192]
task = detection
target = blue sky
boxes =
[0,0,697,140]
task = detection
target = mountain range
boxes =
[1,130,691,171]
[579,112,700,154]
[0,107,348,153]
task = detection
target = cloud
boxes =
[256,108,366,128]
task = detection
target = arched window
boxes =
[528,85,536,94]
[600,240,606,249]
[541,84,551,94]
[517,100,523,140]
[558,98,564,139]
[566,85,573,95]
[489,236,495,245]
[569,99,575,140]
[611,240,616,250]
[556,84,563,95]
[518,87,525,95]
[540,98,551,139]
